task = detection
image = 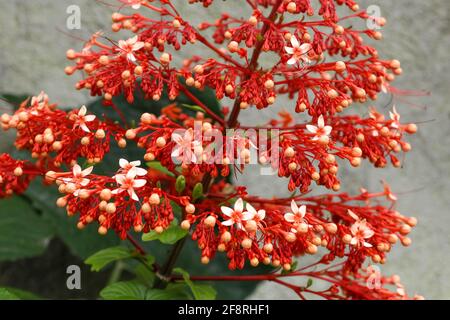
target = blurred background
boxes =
[0,0,449,299]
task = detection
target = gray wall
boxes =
[0,0,449,299]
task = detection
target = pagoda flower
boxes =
[118,35,145,62]
[118,158,148,176]
[245,203,266,223]
[284,200,307,224]
[171,128,201,165]
[306,115,332,142]
[348,210,374,248]
[284,35,312,65]
[221,198,254,230]
[63,164,93,187]
[73,105,96,133]
[112,170,147,201]
[389,106,401,129]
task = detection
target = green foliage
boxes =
[142,224,188,245]
[174,268,217,300]
[85,246,135,272]
[192,183,204,202]
[0,197,52,261]
[0,287,41,300]
[175,175,186,194]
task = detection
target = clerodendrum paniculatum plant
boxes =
[0,0,424,300]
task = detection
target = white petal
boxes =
[290,36,299,48]
[350,237,358,246]
[347,209,359,221]
[130,160,141,167]
[130,189,140,201]
[299,43,312,53]
[81,166,94,176]
[134,167,148,176]
[306,125,318,134]
[221,206,234,217]
[118,40,127,49]
[290,200,299,214]
[80,123,91,133]
[317,115,325,128]
[129,35,138,45]
[119,158,129,168]
[257,210,266,220]
[126,169,137,180]
[242,212,254,221]
[171,133,184,145]
[133,42,145,51]
[245,203,257,217]
[127,53,136,62]
[132,3,141,10]
[221,219,234,226]
[133,179,147,188]
[115,174,127,185]
[84,115,96,122]
[79,105,87,116]
[234,198,244,213]
[80,178,90,187]
[284,46,294,54]
[111,188,122,195]
[284,213,295,223]
[298,205,306,218]
[72,164,82,177]
[171,147,181,158]
[287,57,297,65]
[323,126,333,136]
[363,241,373,248]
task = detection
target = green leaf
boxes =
[0,93,31,109]
[85,246,134,272]
[146,161,176,177]
[100,281,149,300]
[0,196,52,261]
[142,224,188,245]
[0,287,41,300]
[0,288,20,300]
[173,268,217,300]
[192,183,204,202]
[22,178,120,259]
[134,264,156,287]
[306,278,313,288]
[145,284,191,300]
[181,104,206,113]
[175,175,186,194]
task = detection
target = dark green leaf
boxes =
[100,281,149,300]
[145,284,191,300]
[192,183,204,202]
[0,288,20,300]
[0,196,52,261]
[173,268,217,300]
[85,246,134,272]
[0,287,41,300]
[142,224,188,245]
[146,161,176,177]
[175,175,186,194]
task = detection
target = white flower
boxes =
[73,105,96,133]
[221,198,253,230]
[284,200,307,223]
[350,219,374,248]
[118,36,145,62]
[245,203,266,222]
[124,0,143,9]
[284,36,312,65]
[171,129,200,164]
[63,164,93,187]
[306,115,332,141]
[389,106,400,129]
[119,158,147,176]
[112,170,147,202]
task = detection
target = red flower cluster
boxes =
[0,0,423,299]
